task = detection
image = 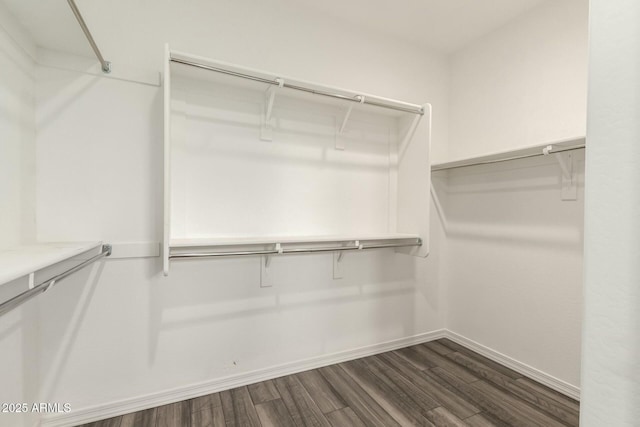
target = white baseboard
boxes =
[444,331,581,400]
[41,329,447,427]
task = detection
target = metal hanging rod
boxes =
[0,245,112,318]
[170,239,422,260]
[431,142,586,172]
[169,57,424,116]
[67,0,111,73]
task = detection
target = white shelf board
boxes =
[170,233,420,248]
[0,242,102,286]
[431,136,586,171]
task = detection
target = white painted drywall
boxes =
[448,0,589,161]
[435,0,588,391]
[0,4,39,427]
[0,1,36,249]
[31,2,449,418]
[438,152,585,389]
[580,0,640,425]
[0,1,592,423]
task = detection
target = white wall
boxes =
[438,0,588,390]
[0,4,39,427]
[0,1,592,424]
[56,0,451,163]
[448,0,589,161]
[437,152,584,389]
[30,2,449,422]
[0,1,36,249]
[580,0,640,425]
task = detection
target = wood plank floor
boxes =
[80,339,579,427]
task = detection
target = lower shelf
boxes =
[165,234,422,274]
[0,242,103,286]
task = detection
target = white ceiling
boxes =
[3,0,548,57]
[287,0,548,52]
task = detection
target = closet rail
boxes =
[67,0,111,73]
[0,245,112,317]
[170,56,424,115]
[431,141,586,171]
[170,239,422,260]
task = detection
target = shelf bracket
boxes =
[261,243,281,287]
[261,254,272,287]
[398,114,421,160]
[333,251,344,279]
[543,145,577,200]
[260,78,284,142]
[336,96,364,150]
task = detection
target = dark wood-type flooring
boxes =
[80,338,579,427]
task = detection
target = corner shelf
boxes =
[431,136,586,171]
[0,242,102,286]
[162,45,432,276]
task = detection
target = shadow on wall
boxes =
[430,150,585,250]
[37,74,101,133]
[35,260,105,408]
[0,253,105,427]
[146,249,423,364]
[0,295,38,427]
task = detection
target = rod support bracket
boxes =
[543,145,577,200]
[333,251,344,279]
[336,95,365,150]
[102,61,112,74]
[261,255,272,287]
[261,79,283,141]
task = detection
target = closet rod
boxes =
[67,0,111,73]
[0,245,112,318]
[431,143,586,171]
[170,57,424,115]
[170,240,422,260]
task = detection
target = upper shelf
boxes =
[431,136,586,171]
[171,233,421,248]
[169,49,426,119]
[0,242,102,286]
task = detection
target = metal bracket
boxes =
[260,78,284,141]
[102,61,112,74]
[336,95,364,150]
[543,145,577,201]
[333,251,344,279]
[398,114,421,160]
[260,243,281,287]
[260,255,272,287]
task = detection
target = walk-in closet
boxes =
[1,0,639,426]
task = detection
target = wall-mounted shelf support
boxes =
[543,145,571,179]
[260,243,281,287]
[543,145,577,200]
[399,113,423,159]
[336,95,364,150]
[333,251,344,279]
[261,78,284,141]
[261,255,271,287]
[0,244,111,317]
